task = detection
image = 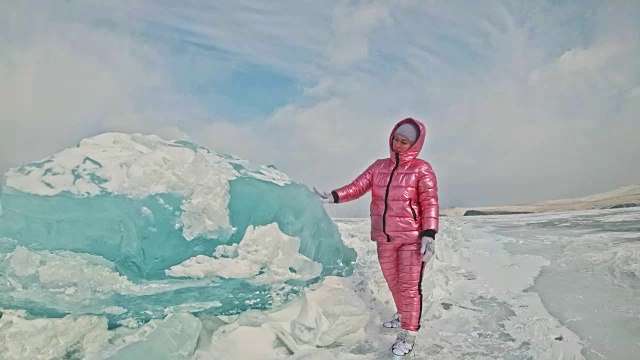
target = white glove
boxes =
[420,236,435,263]
[313,187,334,204]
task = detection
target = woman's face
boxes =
[392,135,413,153]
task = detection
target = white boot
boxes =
[383,313,401,329]
[391,330,417,357]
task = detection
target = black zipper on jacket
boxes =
[382,152,400,242]
[409,200,417,221]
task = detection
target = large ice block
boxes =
[0,133,356,326]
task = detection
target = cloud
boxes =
[0,2,208,175]
[433,35,640,206]
[2,0,639,218]
[327,1,393,68]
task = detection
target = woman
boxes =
[314,117,439,357]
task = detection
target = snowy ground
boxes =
[2,208,639,359]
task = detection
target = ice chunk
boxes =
[0,133,356,325]
[203,324,291,360]
[0,311,109,360]
[290,277,369,347]
[87,313,202,360]
[192,277,370,359]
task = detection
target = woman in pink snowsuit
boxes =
[315,118,439,357]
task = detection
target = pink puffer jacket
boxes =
[333,118,439,242]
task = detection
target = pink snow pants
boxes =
[377,241,426,332]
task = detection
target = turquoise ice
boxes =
[0,133,356,327]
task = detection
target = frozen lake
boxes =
[1,208,638,359]
[460,208,640,360]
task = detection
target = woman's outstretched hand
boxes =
[313,187,335,203]
[421,236,435,263]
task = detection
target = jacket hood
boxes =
[389,118,426,163]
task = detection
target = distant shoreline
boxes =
[442,184,640,217]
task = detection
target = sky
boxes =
[1,0,639,217]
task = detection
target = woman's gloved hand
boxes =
[420,235,436,263]
[313,187,335,203]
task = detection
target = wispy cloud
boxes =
[1,1,201,169]
[2,0,639,216]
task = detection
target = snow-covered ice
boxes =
[461,209,640,360]
[3,207,637,359]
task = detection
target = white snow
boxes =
[4,132,291,240]
[185,215,593,359]
[289,277,369,347]
[443,184,640,216]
